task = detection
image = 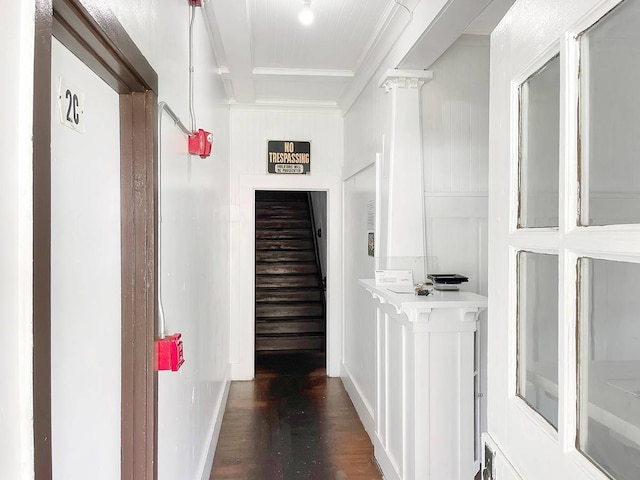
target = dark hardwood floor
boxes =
[210,352,382,480]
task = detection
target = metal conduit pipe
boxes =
[157,101,192,339]
[189,3,197,132]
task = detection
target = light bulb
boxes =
[299,3,314,25]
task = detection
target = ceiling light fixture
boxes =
[299,0,314,26]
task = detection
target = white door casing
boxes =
[486,0,640,479]
[232,174,343,379]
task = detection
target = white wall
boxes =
[341,63,392,424]
[229,106,344,379]
[420,35,490,440]
[342,165,378,424]
[0,1,232,479]
[119,4,232,480]
[0,2,35,479]
[421,35,489,294]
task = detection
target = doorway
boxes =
[254,190,327,362]
[233,175,342,380]
[33,2,158,478]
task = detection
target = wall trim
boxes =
[341,364,400,480]
[197,365,231,480]
[340,364,375,434]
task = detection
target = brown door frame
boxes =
[33,1,159,479]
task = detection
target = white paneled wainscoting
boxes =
[344,280,487,480]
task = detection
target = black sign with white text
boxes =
[267,140,311,174]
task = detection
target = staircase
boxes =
[255,191,325,352]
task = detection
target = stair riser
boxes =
[256,276,319,288]
[256,210,309,220]
[255,336,325,352]
[256,230,312,240]
[256,320,324,335]
[256,240,314,250]
[256,263,317,275]
[256,304,323,318]
[256,290,321,303]
[256,251,315,262]
[256,219,311,229]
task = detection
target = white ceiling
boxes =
[203,0,514,112]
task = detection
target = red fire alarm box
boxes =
[188,0,202,6]
[188,129,213,159]
[155,333,185,372]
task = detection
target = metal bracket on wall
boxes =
[483,444,496,480]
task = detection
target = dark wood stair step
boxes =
[255,318,324,335]
[256,288,321,303]
[256,208,309,219]
[256,262,317,275]
[255,202,308,210]
[256,275,320,288]
[256,302,324,318]
[255,335,325,352]
[256,250,315,262]
[256,239,314,250]
[256,218,311,229]
[255,191,308,202]
[256,229,312,240]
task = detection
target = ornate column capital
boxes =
[378,69,433,93]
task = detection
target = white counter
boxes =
[355,279,487,480]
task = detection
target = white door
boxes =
[50,37,122,479]
[486,0,640,479]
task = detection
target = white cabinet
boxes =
[358,279,487,480]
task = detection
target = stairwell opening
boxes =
[254,190,327,368]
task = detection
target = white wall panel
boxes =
[341,65,391,421]
[231,108,343,180]
[229,107,344,378]
[342,165,377,419]
[152,10,231,480]
[0,2,35,479]
[422,35,489,194]
[421,36,490,444]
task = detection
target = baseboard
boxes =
[340,363,375,435]
[373,435,401,480]
[342,363,400,480]
[197,364,231,480]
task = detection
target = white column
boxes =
[378,70,432,267]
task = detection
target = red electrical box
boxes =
[188,129,213,159]
[155,333,185,372]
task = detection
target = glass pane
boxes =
[577,258,640,480]
[516,251,559,429]
[579,0,640,225]
[518,55,560,228]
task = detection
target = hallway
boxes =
[211,352,382,479]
